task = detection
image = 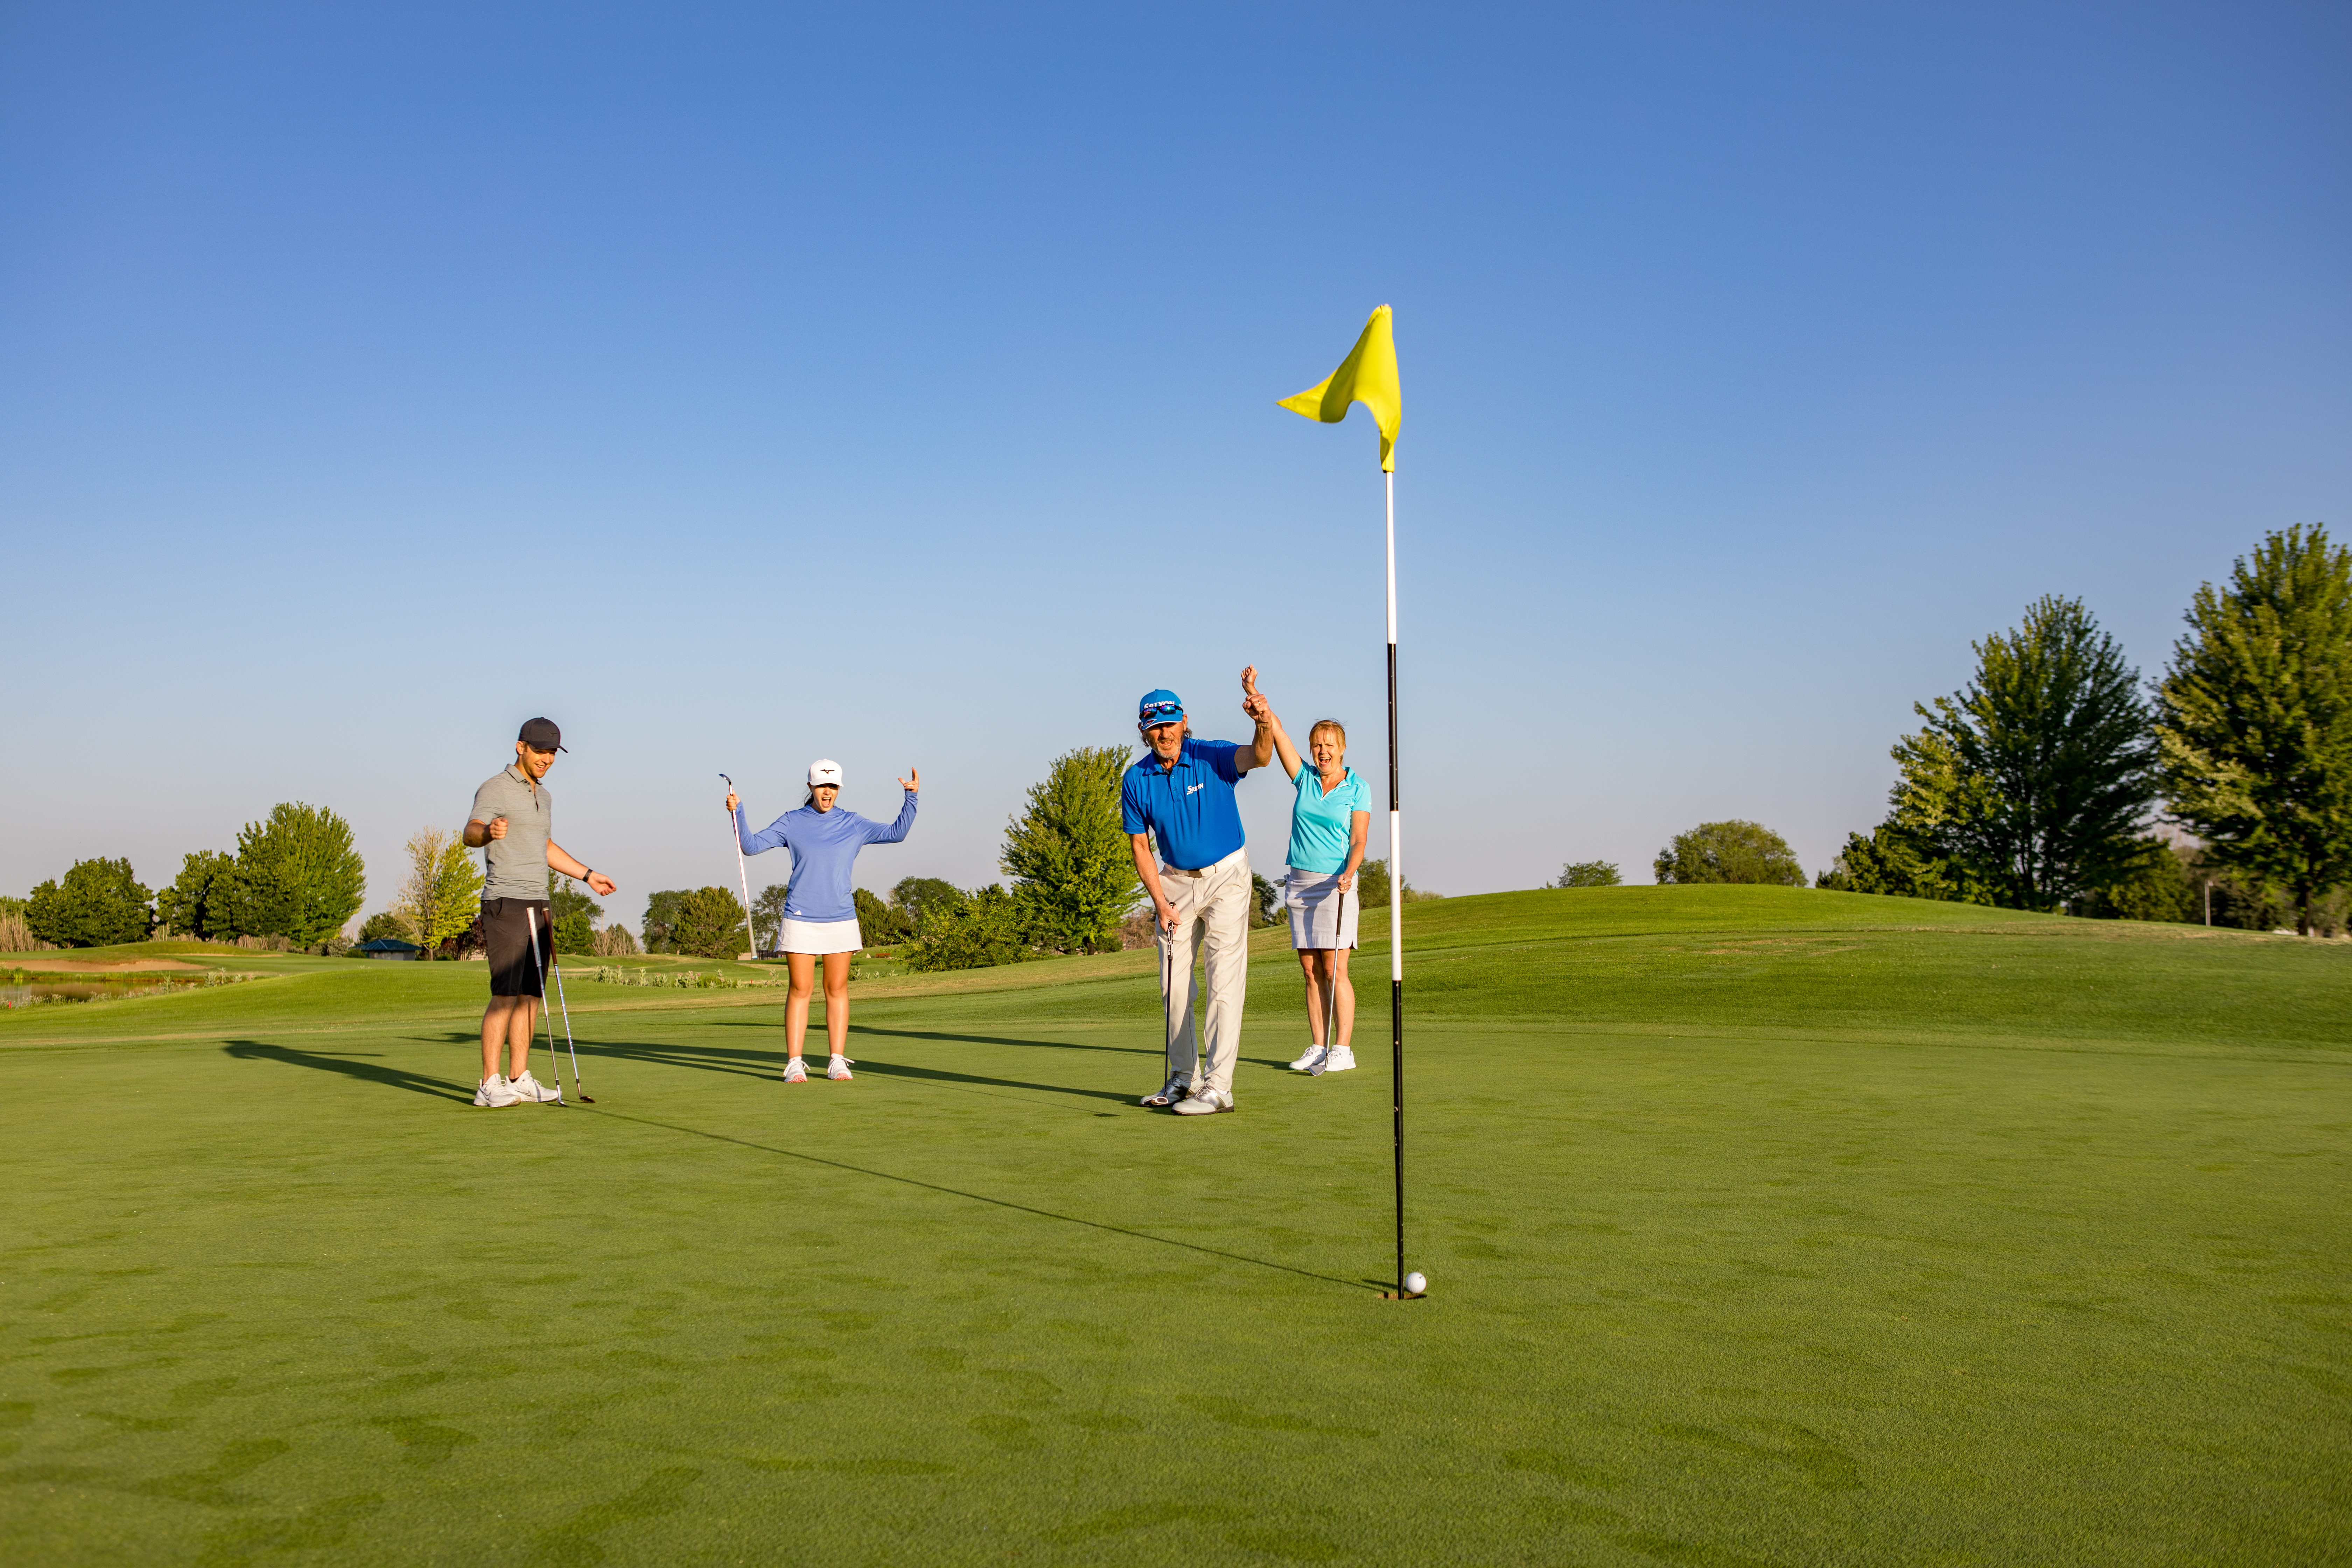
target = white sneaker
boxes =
[510,1070,563,1103]
[1319,1046,1357,1073]
[1141,1073,1191,1108]
[1172,1086,1233,1116]
[1288,1044,1327,1072]
[827,1055,855,1081]
[472,1074,522,1108]
[782,1057,808,1083]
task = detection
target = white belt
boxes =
[1163,847,1246,879]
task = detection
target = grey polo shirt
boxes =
[470,765,553,902]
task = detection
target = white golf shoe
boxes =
[782,1057,808,1084]
[1141,1073,1192,1108]
[472,1074,522,1108]
[1288,1044,1327,1072]
[1172,1086,1233,1116]
[827,1055,855,1081]
[1319,1046,1357,1073]
[510,1070,563,1103]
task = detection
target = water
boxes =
[0,969,250,1009]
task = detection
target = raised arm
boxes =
[1237,665,1277,774]
[726,789,793,855]
[864,772,920,844]
[1263,704,1303,780]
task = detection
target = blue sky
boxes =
[5,2,2347,926]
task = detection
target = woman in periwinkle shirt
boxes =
[727,758,918,1084]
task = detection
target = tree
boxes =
[1248,873,1280,927]
[1358,859,1390,907]
[891,877,962,931]
[753,883,790,950]
[2157,526,2352,936]
[1556,860,1621,888]
[1891,596,2157,911]
[549,875,602,954]
[908,883,1033,971]
[357,911,413,945]
[1814,825,1988,903]
[226,803,367,948]
[592,922,641,956]
[25,859,153,947]
[156,850,238,939]
[1654,821,1804,886]
[852,886,912,945]
[2074,837,2197,924]
[669,886,750,959]
[394,828,483,957]
[1000,745,1142,954]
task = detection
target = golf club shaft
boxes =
[549,944,586,1098]
[524,905,558,1100]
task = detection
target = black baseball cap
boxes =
[518,717,567,753]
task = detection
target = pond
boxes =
[1,969,253,1009]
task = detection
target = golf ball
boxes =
[1403,1270,1428,1296]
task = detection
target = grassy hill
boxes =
[2,888,2346,1565]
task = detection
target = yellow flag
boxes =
[1279,304,1400,471]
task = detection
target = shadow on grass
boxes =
[589,1105,1367,1292]
[572,1033,1136,1107]
[222,1041,472,1103]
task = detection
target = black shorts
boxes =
[483,898,552,998]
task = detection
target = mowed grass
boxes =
[1,888,2347,1566]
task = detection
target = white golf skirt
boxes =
[777,916,862,955]
[1285,868,1358,950]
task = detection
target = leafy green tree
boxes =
[25,858,154,947]
[394,828,482,957]
[669,886,750,959]
[891,877,962,931]
[1891,596,2157,911]
[1654,821,1805,886]
[224,803,366,948]
[1000,745,1142,954]
[640,890,688,953]
[356,911,413,945]
[753,883,789,950]
[2156,526,2352,936]
[549,875,602,954]
[1556,860,1621,888]
[2074,838,2197,924]
[1358,859,1391,907]
[1250,873,1280,927]
[1814,825,1988,903]
[908,883,1033,971]
[156,850,238,939]
[852,886,911,945]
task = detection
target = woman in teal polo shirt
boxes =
[1268,710,1372,1073]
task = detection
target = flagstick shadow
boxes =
[588,1106,1368,1292]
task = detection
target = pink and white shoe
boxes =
[827,1055,855,1081]
[782,1057,808,1083]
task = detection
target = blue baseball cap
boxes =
[1137,688,1185,729]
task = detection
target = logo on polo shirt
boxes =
[1187,782,1205,795]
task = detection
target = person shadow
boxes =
[222,1041,474,1103]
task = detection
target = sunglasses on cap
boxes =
[1139,701,1183,721]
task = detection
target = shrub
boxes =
[908,884,1034,971]
[1556,860,1622,888]
[669,886,751,959]
[1655,821,1805,886]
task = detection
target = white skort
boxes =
[777,916,863,955]
[1285,868,1358,950]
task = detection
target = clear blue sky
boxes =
[5,2,2347,926]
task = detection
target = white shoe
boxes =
[510,1070,563,1103]
[1141,1073,1192,1108]
[472,1074,522,1108]
[1288,1044,1327,1072]
[1172,1086,1233,1115]
[782,1057,808,1083]
[827,1055,854,1081]
[1319,1046,1357,1073]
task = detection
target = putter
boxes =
[547,944,591,1102]
[1309,884,1340,1077]
[720,774,760,961]
[523,906,565,1105]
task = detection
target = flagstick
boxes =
[1385,465,1411,1298]
[721,774,759,961]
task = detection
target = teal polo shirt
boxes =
[1121,740,1249,869]
[1284,761,1372,874]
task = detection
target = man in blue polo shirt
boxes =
[1124,670,1277,1115]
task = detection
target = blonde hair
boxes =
[1308,719,1346,748]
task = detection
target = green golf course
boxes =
[3,886,2347,1566]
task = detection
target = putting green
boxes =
[2,889,2347,1565]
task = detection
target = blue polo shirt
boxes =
[1122,739,1249,870]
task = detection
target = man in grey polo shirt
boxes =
[464,717,618,1108]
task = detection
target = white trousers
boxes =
[1159,847,1252,1098]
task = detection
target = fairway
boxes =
[3,888,2348,1566]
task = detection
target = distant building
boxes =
[354,938,423,960]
